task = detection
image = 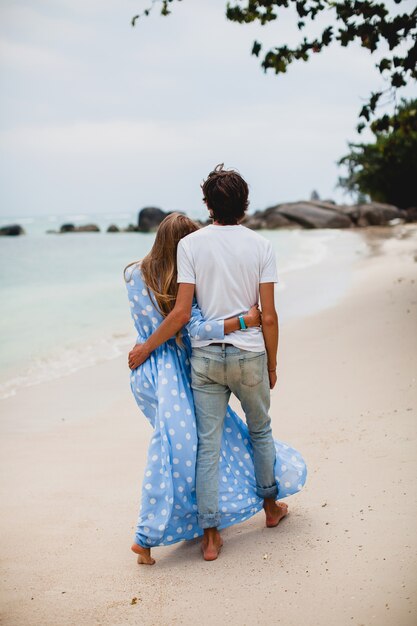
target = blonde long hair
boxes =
[124,212,200,317]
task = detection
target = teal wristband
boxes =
[238,314,247,330]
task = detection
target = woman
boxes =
[125,213,306,565]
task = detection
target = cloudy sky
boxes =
[0,0,413,220]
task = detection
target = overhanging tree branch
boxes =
[132,0,417,130]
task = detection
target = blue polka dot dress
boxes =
[125,263,307,547]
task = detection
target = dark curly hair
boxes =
[201,163,249,225]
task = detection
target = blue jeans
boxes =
[191,343,278,529]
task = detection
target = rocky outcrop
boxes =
[243,200,411,230]
[275,202,352,229]
[76,223,100,232]
[335,202,404,226]
[57,223,100,233]
[0,224,25,236]
[59,223,75,232]
[405,207,417,223]
[137,207,171,232]
[243,208,298,230]
[37,200,416,236]
[123,224,139,232]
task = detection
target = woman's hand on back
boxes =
[244,304,261,328]
[128,343,151,370]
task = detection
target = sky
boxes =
[0,0,414,220]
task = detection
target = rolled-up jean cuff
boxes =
[198,512,221,529]
[256,484,279,499]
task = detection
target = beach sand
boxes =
[1,224,416,626]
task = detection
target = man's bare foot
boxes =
[201,528,223,561]
[263,499,289,528]
[131,543,156,565]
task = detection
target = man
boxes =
[129,164,287,561]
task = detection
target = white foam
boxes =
[277,230,338,275]
[0,333,133,400]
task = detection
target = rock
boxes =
[241,215,264,230]
[75,223,100,232]
[308,200,345,212]
[124,223,139,232]
[107,224,120,232]
[0,224,25,236]
[404,207,417,223]
[243,208,297,230]
[276,202,352,229]
[311,201,404,226]
[354,203,403,226]
[59,223,100,233]
[60,223,75,233]
[137,207,171,232]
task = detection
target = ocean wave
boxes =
[277,230,337,275]
[0,228,353,399]
[0,333,134,400]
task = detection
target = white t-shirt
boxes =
[177,224,278,351]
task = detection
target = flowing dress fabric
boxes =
[126,264,307,547]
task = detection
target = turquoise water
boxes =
[0,214,368,398]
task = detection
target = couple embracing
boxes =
[125,164,306,564]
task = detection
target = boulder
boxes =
[308,200,346,212]
[138,207,171,232]
[0,224,25,236]
[76,223,100,232]
[276,202,352,229]
[107,224,120,232]
[334,202,403,226]
[243,208,297,230]
[124,223,139,232]
[59,223,100,233]
[405,207,417,223]
[60,223,75,233]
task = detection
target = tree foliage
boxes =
[338,99,417,208]
[132,0,417,131]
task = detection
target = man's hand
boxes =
[128,343,151,370]
[268,369,277,390]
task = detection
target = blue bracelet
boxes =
[238,314,247,330]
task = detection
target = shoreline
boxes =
[0,227,366,400]
[0,224,416,625]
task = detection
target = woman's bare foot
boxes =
[263,499,289,528]
[201,528,223,561]
[131,543,155,565]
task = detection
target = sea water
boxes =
[0,213,368,398]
